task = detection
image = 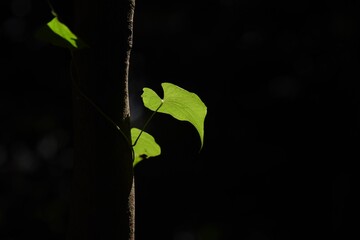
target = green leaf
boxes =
[47,17,79,48]
[141,82,207,149]
[131,128,161,167]
[35,16,88,50]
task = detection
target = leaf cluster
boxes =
[36,14,207,167]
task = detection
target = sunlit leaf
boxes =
[141,82,207,149]
[35,16,88,50]
[131,128,161,167]
[47,17,79,48]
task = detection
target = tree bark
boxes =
[67,1,135,239]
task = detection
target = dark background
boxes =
[1,0,359,239]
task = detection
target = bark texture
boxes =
[67,1,136,239]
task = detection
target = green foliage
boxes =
[133,83,207,166]
[47,17,85,49]
[131,128,161,167]
[35,15,88,50]
[142,82,207,149]
[37,10,207,168]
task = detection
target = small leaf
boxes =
[142,82,207,149]
[131,128,161,167]
[35,16,88,50]
[47,17,79,48]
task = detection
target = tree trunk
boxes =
[67,1,136,239]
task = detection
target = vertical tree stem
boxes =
[67,1,136,239]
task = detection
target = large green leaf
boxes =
[131,128,161,167]
[141,82,207,149]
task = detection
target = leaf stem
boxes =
[132,101,163,147]
[46,0,57,17]
[69,50,134,159]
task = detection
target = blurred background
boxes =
[1,0,359,239]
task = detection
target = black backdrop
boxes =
[1,0,359,239]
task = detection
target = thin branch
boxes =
[132,101,163,147]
